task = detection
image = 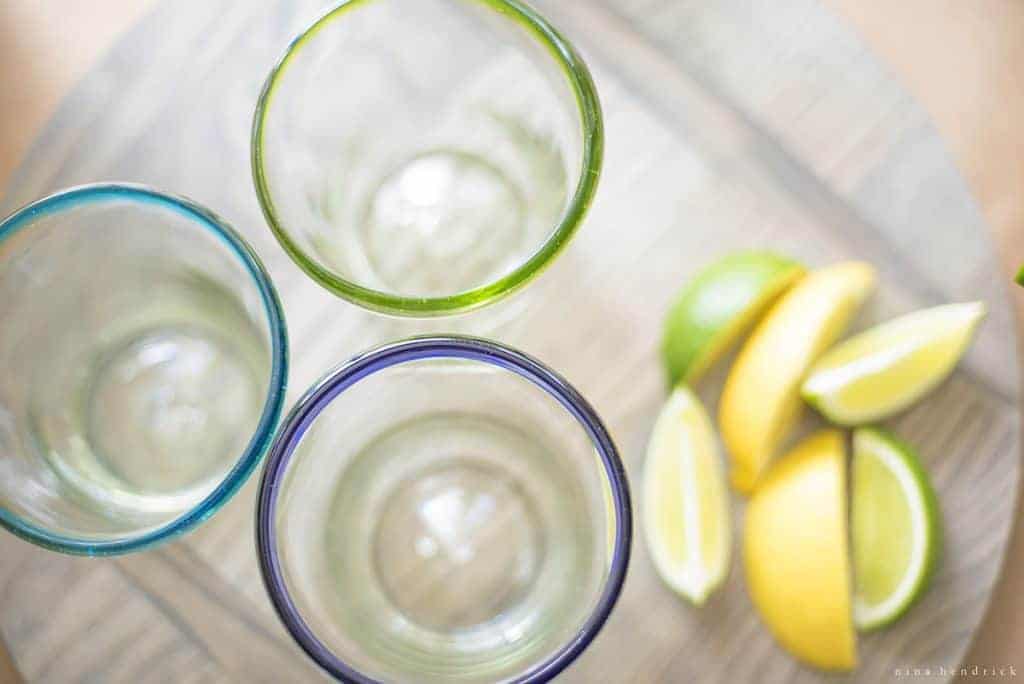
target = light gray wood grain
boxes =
[0,635,22,684]
[0,0,1018,682]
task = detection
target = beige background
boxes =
[0,0,1021,678]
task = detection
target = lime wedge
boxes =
[852,428,941,631]
[662,252,804,386]
[803,302,985,425]
[643,386,731,604]
[719,261,876,493]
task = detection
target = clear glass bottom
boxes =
[305,67,573,302]
[320,412,601,680]
[28,276,268,520]
[359,149,528,295]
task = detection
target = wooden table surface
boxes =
[1,0,1022,681]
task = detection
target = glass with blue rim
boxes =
[257,336,631,683]
[0,183,288,555]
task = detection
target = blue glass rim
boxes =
[256,335,632,684]
[0,183,290,556]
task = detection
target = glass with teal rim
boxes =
[252,0,603,316]
[0,184,288,555]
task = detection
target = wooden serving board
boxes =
[0,0,1018,682]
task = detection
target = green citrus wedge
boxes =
[851,428,941,631]
[662,251,805,386]
[802,302,985,425]
[643,386,731,604]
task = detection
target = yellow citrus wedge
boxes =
[802,302,986,425]
[720,261,875,493]
[643,386,731,604]
[743,430,857,671]
[662,252,805,386]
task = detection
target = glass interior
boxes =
[0,190,277,547]
[272,355,618,682]
[257,0,589,306]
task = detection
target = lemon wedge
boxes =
[643,386,731,604]
[802,302,985,425]
[720,262,876,493]
[743,430,857,670]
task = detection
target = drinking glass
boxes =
[252,0,602,316]
[257,336,631,683]
[0,184,288,554]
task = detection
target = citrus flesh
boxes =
[803,302,985,425]
[851,427,940,631]
[643,386,731,604]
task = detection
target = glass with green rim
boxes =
[252,0,602,316]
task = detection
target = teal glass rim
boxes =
[0,183,290,556]
[251,0,604,316]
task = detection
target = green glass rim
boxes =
[251,0,603,316]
